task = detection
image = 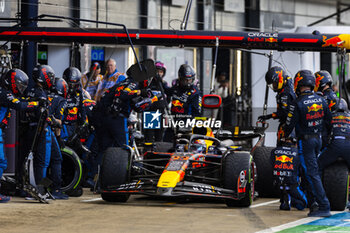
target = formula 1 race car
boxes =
[99,95,258,207]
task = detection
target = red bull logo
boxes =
[42,68,52,88]
[314,74,324,92]
[68,107,78,114]
[294,73,303,91]
[172,100,183,108]
[333,115,350,120]
[322,35,342,48]
[307,103,323,112]
[329,101,336,110]
[265,37,278,43]
[275,155,293,163]
[10,71,18,94]
[117,86,124,92]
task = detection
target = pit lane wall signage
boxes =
[1,26,350,52]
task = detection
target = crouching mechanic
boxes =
[259,67,296,145]
[0,69,40,202]
[318,98,350,180]
[271,138,307,210]
[284,70,332,217]
[94,68,162,153]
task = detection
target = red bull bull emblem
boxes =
[294,73,303,91]
[314,74,324,91]
[265,37,278,43]
[68,107,78,114]
[322,35,342,48]
[275,155,293,163]
[172,100,183,108]
[307,103,323,112]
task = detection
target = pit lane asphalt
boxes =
[0,189,333,233]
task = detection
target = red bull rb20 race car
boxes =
[99,95,257,207]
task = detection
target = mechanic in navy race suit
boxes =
[0,69,40,202]
[46,76,69,199]
[22,65,59,189]
[271,138,307,211]
[61,67,87,141]
[163,64,202,142]
[314,70,339,112]
[259,67,297,145]
[318,98,350,176]
[94,66,163,153]
[284,70,332,217]
[140,61,170,149]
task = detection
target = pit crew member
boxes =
[284,70,332,217]
[259,67,296,145]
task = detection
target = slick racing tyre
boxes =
[223,152,255,207]
[100,147,130,202]
[252,146,278,197]
[60,147,83,194]
[154,142,174,153]
[323,161,349,211]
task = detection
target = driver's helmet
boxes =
[63,67,82,94]
[189,139,207,154]
[338,98,349,112]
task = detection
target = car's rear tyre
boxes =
[100,147,130,202]
[252,146,278,197]
[154,142,174,153]
[223,152,254,207]
[60,147,83,195]
[323,161,349,211]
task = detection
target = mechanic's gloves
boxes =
[46,115,61,128]
[38,97,49,108]
[140,88,152,98]
[135,98,153,112]
[258,114,272,121]
[56,136,65,149]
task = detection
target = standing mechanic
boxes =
[0,69,40,202]
[94,65,162,153]
[142,61,169,146]
[95,59,126,102]
[314,70,339,112]
[61,67,87,141]
[46,76,69,199]
[284,70,332,217]
[163,64,202,142]
[318,99,350,174]
[259,67,296,145]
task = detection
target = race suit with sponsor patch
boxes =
[322,88,339,112]
[168,84,202,118]
[318,111,350,173]
[284,90,332,211]
[95,77,160,151]
[273,78,297,142]
[0,87,39,178]
[271,145,307,210]
[61,91,87,139]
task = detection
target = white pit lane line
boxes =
[81,198,281,205]
[81,198,103,202]
[250,199,280,208]
[255,217,322,233]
